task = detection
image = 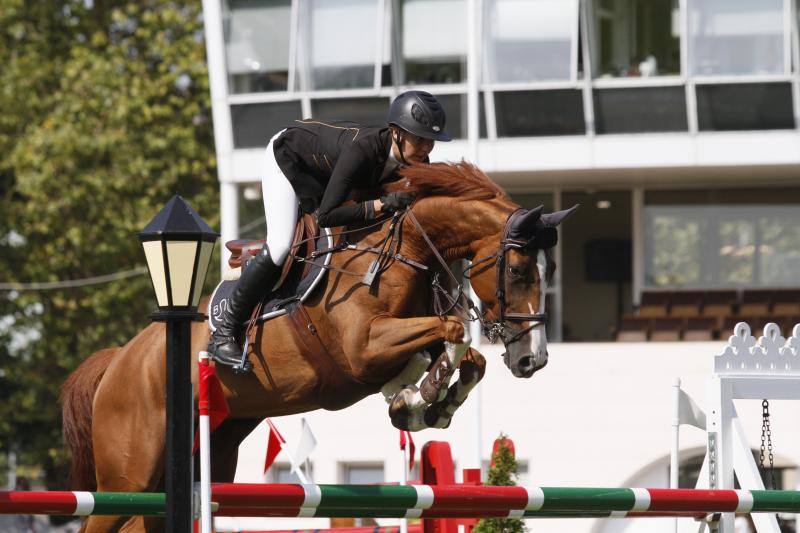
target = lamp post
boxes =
[139,195,218,532]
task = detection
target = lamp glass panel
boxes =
[142,240,169,307]
[192,241,216,307]
[166,241,199,307]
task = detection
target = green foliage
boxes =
[473,435,527,533]
[0,0,218,486]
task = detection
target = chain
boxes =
[759,399,776,489]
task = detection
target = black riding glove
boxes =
[380,192,415,213]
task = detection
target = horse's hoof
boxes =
[423,406,451,429]
[389,385,416,421]
[390,414,410,431]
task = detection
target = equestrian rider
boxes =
[209,90,452,367]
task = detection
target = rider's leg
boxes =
[210,132,298,366]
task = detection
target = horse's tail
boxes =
[60,347,119,491]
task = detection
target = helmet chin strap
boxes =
[392,129,410,166]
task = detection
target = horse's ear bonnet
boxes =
[506,204,580,251]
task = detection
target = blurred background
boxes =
[1,0,800,531]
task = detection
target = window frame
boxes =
[339,461,386,484]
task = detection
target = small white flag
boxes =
[677,389,707,430]
[292,418,318,473]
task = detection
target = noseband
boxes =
[482,208,549,344]
[408,208,550,347]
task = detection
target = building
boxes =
[200,1,800,531]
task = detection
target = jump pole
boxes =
[4,486,800,517]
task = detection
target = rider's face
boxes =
[393,130,435,163]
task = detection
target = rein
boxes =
[406,209,548,347]
[292,207,548,347]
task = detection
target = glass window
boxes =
[487,0,579,82]
[594,87,687,133]
[645,205,800,288]
[342,463,384,484]
[311,97,391,125]
[592,0,681,78]
[400,0,468,84]
[231,101,302,149]
[308,0,380,90]
[434,93,487,140]
[696,83,794,131]
[238,183,266,240]
[688,0,785,76]
[494,90,585,136]
[225,0,292,94]
[266,463,313,483]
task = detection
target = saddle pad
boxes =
[208,228,334,332]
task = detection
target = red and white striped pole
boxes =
[198,351,213,533]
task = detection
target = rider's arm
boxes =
[317,144,380,228]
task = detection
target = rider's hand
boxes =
[379,192,415,213]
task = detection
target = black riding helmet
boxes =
[387,90,452,142]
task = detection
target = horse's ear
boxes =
[513,205,544,236]
[541,204,579,227]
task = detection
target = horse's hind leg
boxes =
[84,353,167,532]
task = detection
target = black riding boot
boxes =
[209,245,281,371]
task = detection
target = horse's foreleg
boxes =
[388,345,484,433]
[356,315,467,378]
[421,348,486,429]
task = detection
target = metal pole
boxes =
[165,318,193,533]
[671,378,681,533]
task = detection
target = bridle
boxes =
[407,208,551,347]
[290,206,554,348]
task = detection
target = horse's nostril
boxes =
[518,356,533,369]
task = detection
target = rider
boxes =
[209,90,452,367]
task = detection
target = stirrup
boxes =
[209,336,253,374]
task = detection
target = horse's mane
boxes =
[388,161,509,202]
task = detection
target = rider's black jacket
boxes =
[273,119,400,228]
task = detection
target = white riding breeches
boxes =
[261,129,299,265]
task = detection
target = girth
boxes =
[285,301,376,410]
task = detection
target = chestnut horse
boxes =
[61,162,576,532]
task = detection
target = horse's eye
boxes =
[508,266,524,278]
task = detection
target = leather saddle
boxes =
[207,214,334,331]
[225,213,319,289]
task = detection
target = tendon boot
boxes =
[209,245,281,372]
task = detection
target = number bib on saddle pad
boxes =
[207,228,334,331]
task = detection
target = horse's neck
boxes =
[406,197,508,264]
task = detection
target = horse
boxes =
[60,161,577,532]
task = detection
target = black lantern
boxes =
[139,195,218,319]
[139,195,218,533]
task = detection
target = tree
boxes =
[473,435,527,533]
[0,0,218,487]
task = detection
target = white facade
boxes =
[199,2,800,530]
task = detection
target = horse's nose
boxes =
[515,355,536,378]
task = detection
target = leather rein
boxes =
[292,207,549,348]
[406,208,549,347]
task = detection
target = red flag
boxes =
[193,360,231,454]
[264,419,286,473]
[399,430,416,471]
